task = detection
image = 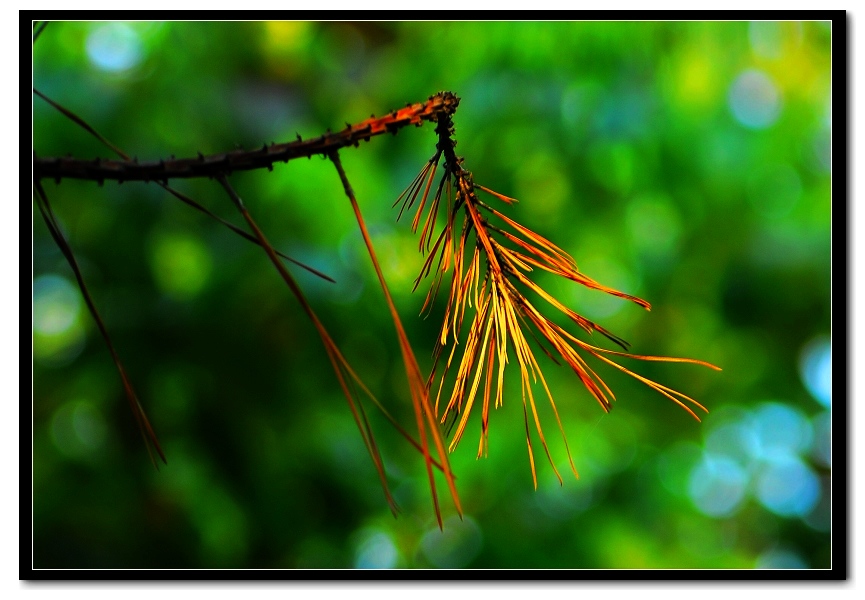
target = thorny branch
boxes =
[35,74,718,522]
[33,92,460,183]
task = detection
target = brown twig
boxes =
[33,21,49,43]
[34,179,166,468]
[34,92,460,183]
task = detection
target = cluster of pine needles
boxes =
[393,111,720,489]
[34,32,716,528]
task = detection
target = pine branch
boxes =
[34,92,460,183]
[34,54,720,513]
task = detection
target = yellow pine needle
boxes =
[497,279,564,485]
[477,329,496,459]
[457,250,481,337]
[449,302,493,449]
[523,404,538,489]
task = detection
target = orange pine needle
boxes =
[330,153,462,528]
[217,174,401,514]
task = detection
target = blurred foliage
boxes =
[32,21,832,570]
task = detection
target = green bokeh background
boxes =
[32,21,832,569]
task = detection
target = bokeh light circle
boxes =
[799,336,831,407]
[688,455,748,518]
[86,23,144,73]
[753,455,820,518]
[729,69,782,129]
